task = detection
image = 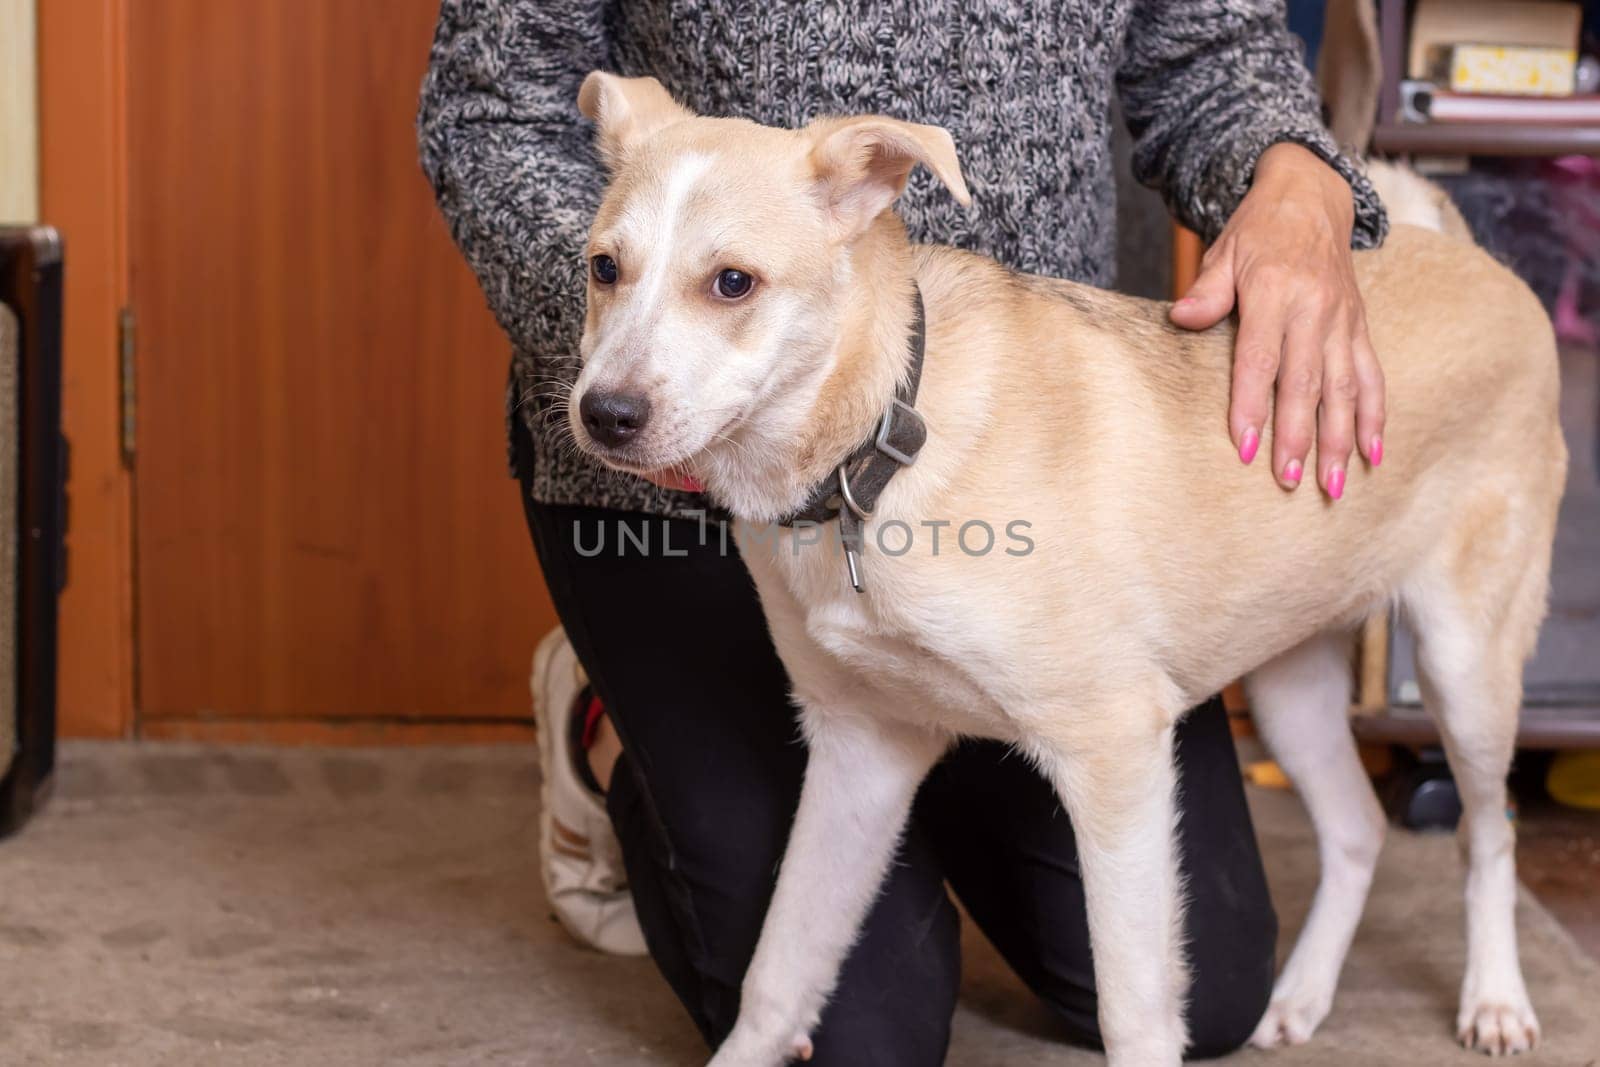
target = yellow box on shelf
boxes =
[1449,44,1577,97]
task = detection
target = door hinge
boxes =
[119,306,136,463]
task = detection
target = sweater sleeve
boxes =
[1116,0,1387,249]
[416,0,609,361]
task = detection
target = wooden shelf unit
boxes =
[1374,121,1600,157]
[1376,0,1600,161]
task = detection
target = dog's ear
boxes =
[808,116,972,238]
[578,72,693,169]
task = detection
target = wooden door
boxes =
[127,1,553,741]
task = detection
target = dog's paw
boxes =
[1457,998,1540,1056]
[705,1027,813,1066]
[1249,990,1333,1049]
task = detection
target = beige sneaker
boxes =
[531,627,648,956]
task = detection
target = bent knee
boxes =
[1022,903,1276,1058]
[1184,906,1278,1058]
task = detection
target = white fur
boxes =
[1247,632,1386,1047]
[1406,563,1542,1054]
[629,152,714,317]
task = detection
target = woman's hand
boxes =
[1170,142,1384,499]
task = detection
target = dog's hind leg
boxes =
[710,706,948,1067]
[1406,548,1545,1056]
[1245,630,1386,1049]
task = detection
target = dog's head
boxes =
[567,73,969,494]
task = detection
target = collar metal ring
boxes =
[835,463,872,521]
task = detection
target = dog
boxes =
[565,72,1567,1065]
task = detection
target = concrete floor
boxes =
[2,742,1599,1066]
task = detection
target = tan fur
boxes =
[577,72,695,169]
[568,81,1567,1065]
[1366,160,1474,243]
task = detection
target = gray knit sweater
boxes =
[418,0,1387,519]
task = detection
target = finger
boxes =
[1171,243,1238,331]
[1228,290,1285,466]
[1272,315,1323,489]
[1317,337,1358,500]
[1350,319,1386,467]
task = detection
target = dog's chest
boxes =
[813,614,1012,738]
[749,533,1020,740]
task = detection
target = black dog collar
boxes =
[776,285,929,592]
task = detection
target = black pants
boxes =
[519,464,1276,1063]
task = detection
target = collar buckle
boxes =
[873,397,926,468]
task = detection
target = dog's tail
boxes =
[1364,160,1474,243]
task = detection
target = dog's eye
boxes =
[714,268,754,300]
[591,255,619,285]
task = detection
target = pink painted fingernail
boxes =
[1327,466,1345,501]
[1370,436,1383,467]
[1283,459,1303,485]
[1239,427,1260,465]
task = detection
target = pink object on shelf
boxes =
[1549,156,1599,345]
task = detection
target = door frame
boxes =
[38,0,137,739]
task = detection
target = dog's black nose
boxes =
[580,390,652,448]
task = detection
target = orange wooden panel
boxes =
[141,717,535,747]
[1171,223,1204,301]
[128,2,554,724]
[38,0,136,738]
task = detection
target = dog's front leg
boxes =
[1032,715,1188,1067]
[709,708,948,1067]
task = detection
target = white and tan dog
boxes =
[565,72,1567,1066]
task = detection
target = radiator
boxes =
[0,227,63,839]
